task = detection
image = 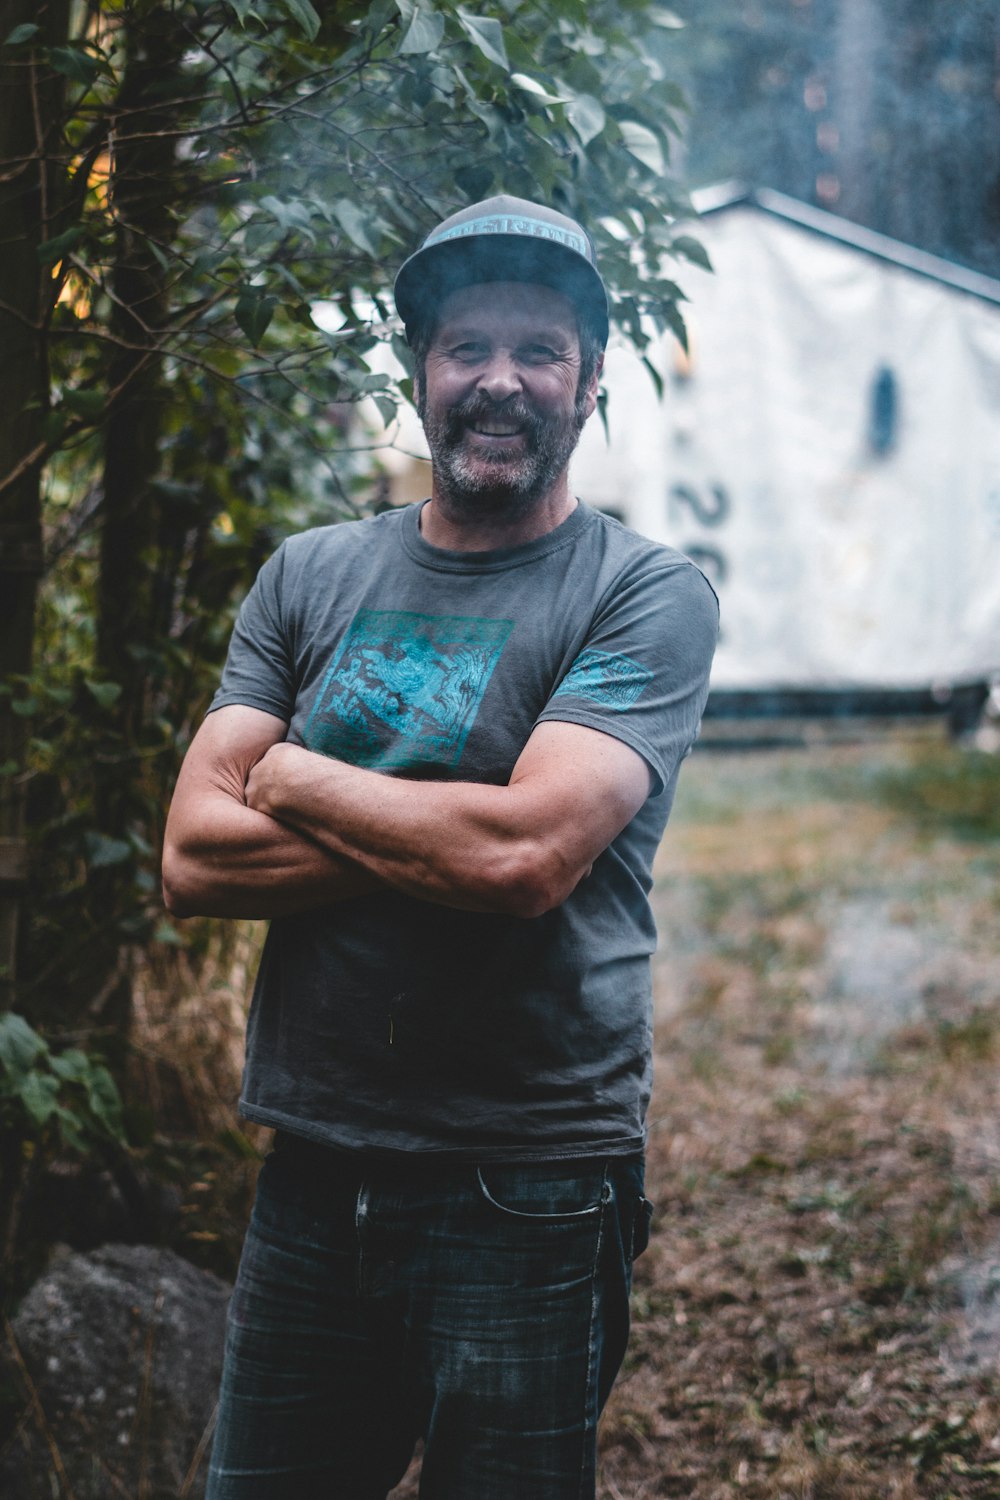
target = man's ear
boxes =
[582,351,604,422]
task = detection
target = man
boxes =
[163,194,718,1499]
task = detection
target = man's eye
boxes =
[523,345,558,361]
[452,342,487,359]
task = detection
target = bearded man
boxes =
[162,195,718,1499]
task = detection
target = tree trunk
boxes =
[86,12,187,1064]
[0,0,70,1009]
[832,0,887,232]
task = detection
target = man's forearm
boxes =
[162,796,378,919]
[244,726,651,919]
[248,751,550,917]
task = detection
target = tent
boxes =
[571,185,1000,721]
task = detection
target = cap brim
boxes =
[394,235,609,345]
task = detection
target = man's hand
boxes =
[240,720,652,919]
[244,741,313,820]
[161,706,378,920]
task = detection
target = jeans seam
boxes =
[475,1165,604,1221]
[578,1163,610,1499]
[354,1180,369,1304]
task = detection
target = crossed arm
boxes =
[161,704,652,921]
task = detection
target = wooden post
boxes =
[0,0,70,1006]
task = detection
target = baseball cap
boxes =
[394,194,609,347]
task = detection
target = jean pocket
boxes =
[631,1195,654,1259]
[476,1162,610,1222]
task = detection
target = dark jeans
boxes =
[205,1134,652,1500]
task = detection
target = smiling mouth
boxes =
[467,420,524,438]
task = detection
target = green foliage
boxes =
[2,0,698,1056]
[0,1013,124,1154]
[870,749,1000,841]
[31,0,694,470]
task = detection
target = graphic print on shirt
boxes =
[302,609,514,769]
[551,647,652,710]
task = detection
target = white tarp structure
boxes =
[572,186,1000,693]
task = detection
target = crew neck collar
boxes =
[398,499,593,572]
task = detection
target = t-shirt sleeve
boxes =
[535,556,719,794]
[208,542,298,721]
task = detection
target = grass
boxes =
[599,732,1000,1498]
[868,749,1000,841]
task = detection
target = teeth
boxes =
[472,421,521,435]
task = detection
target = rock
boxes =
[0,1243,230,1500]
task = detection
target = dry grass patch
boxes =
[599,738,1000,1498]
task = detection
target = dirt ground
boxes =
[115,726,1000,1498]
[596,728,1000,1499]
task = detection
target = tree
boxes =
[667,0,1000,277]
[0,0,699,1076]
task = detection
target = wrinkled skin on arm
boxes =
[243,719,652,919]
[161,705,378,919]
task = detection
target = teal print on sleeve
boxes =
[303,610,513,769]
[552,648,652,711]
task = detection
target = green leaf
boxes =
[83,832,133,869]
[390,333,415,374]
[54,1104,85,1153]
[225,0,255,22]
[49,1049,91,1084]
[341,370,391,398]
[373,393,398,426]
[259,195,317,243]
[670,234,712,271]
[10,697,37,717]
[619,120,666,176]
[48,45,101,86]
[278,0,321,41]
[37,226,85,267]
[331,200,378,257]
[63,389,106,421]
[663,298,688,352]
[456,9,508,70]
[641,354,665,399]
[597,387,609,443]
[85,1065,124,1139]
[0,1014,48,1079]
[287,302,318,328]
[510,73,566,105]
[649,7,685,27]
[398,6,444,54]
[454,165,493,200]
[235,289,278,346]
[19,1070,60,1129]
[4,23,41,45]
[84,678,122,708]
[566,93,605,146]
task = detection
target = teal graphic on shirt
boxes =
[552,647,651,710]
[303,609,514,769]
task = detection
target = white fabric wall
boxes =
[571,206,1000,690]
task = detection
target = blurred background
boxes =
[0,3,998,1497]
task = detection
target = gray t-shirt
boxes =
[211,500,718,1159]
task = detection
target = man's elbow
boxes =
[486,843,585,920]
[161,843,203,919]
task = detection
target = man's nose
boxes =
[475,352,522,403]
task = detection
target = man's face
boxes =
[417,281,600,522]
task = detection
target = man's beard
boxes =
[419,389,588,523]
